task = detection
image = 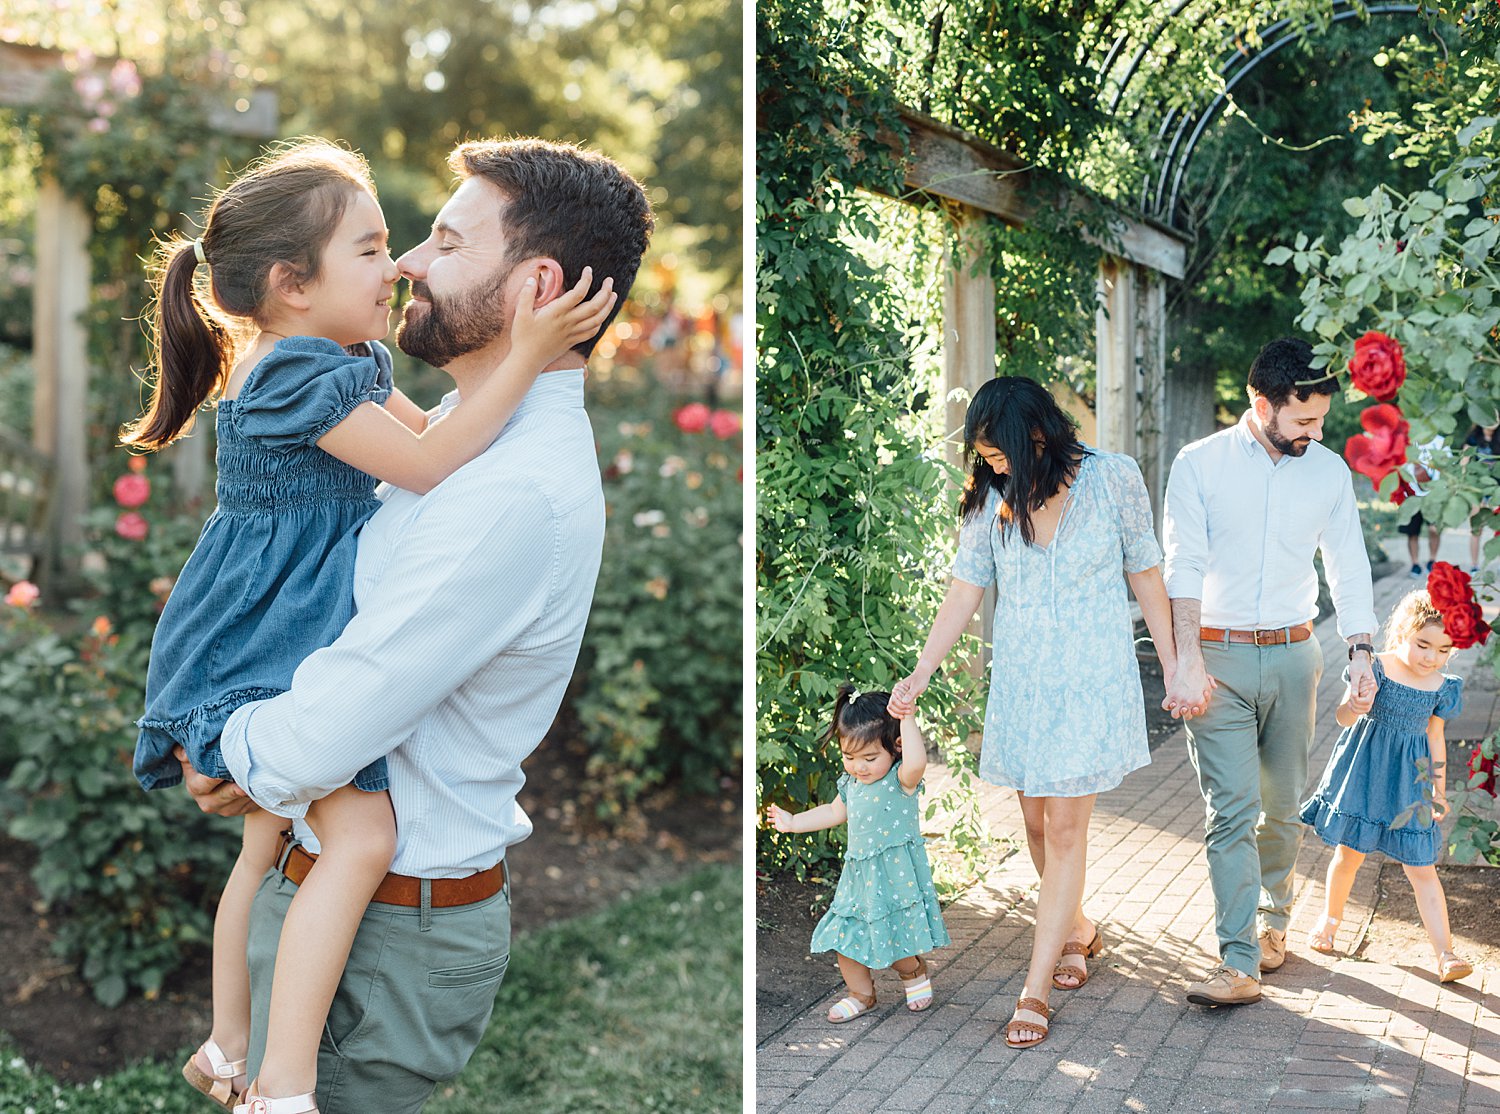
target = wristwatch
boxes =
[1348,642,1375,660]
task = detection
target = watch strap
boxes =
[1348,641,1375,659]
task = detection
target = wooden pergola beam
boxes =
[889,109,1191,281]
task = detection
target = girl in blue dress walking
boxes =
[127,139,614,1114]
[1300,589,1474,983]
[765,686,950,1023]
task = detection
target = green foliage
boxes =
[1446,734,1500,866]
[0,603,238,1007]
[573,386,743,818]
[757,0,988,879]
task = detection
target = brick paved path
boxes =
[757,545,1499,1113]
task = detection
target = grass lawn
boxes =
[0,865,740,1114]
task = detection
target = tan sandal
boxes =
[827,989,876,1023]
[182,1039,246,1112]
[1307,915,1339,955]
[1052,928,1103,990]
[1438,951,1473,984]
[1004,996,1051,1048]
[895,957,933,1012]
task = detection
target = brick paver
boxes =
[758,538,1498,1112]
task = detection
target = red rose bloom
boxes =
[1349,331,1407,402]
[114,511,149,541]
[708,409,741,439]
[1442,599,1491,649]
[1427,561,1474,612]
[1390,478,1414,506]
[1343,403,1409,486]
[1468,746,1497,799]
[113,473,150,508]
[673,403,710,434]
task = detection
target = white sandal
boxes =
[1307,915,1339,955]
[182,1038,247,1111]
[234,1085,320,1114]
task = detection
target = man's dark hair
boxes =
[448,138,654,357]
[1247,336,1335,407]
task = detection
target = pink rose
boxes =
[4,581,39,608]
[709,409,741,439]
[1343,403,1409,486]
[113,473,150,508]
[673,403,710,434]
[115,511,149,541]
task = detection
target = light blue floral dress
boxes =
[809,761,950,969]
[951,449,1161,797]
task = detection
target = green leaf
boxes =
[1342,197,1370,218]
[1265,246,1294,266]
[1458,116,1498,147]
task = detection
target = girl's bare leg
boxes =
[251,787,396,1100]
[1308,845,1363,951]
[1014,794,1095,1041]
[1016,791,1094,987]
[835,953,875,997]
[1403,863,1456,961]
[196,809,285,1087]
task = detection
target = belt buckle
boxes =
[1254,629,1280,646]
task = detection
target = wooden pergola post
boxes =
[1095,256,1169,526]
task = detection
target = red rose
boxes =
[1343,403,1409,486]
[1349,332,1406,401]
[673,403,710,434]
[127,455,147,474]
[1427,561,1474,612]
[708,409,741,439]
[1468,746,1497,799]
[114,511,149,541]
[1390,478,1414,506]
[1442,600,1491,649]
[113,473,150,508]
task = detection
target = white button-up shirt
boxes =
[1163,411,1377,640]
[221,369,604,877]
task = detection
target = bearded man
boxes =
[1162,336,1378,1008]
[178,138,653,1111]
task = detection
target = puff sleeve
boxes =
[1434,676,1464,722]
[836,773,852,803]
[1103,452,1163,574]
[232,337,394,451]
[951,490,997,587]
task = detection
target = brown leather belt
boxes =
[1199,621,1314,646]
[274,830,506,908]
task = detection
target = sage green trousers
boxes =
[1183,635,1322,978]
[246,865,512,1112]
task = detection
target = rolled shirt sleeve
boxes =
[220,476,559,817]
[1317,470,1378,640]
[1162,450,1207,601]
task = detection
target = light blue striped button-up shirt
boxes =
[220,368,604,877]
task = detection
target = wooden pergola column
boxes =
[1095,256,1168,526]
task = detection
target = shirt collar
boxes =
[437,367,587,418]
[1234,410,1278,464]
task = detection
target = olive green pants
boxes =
[246,864,512,1113]
[1183,636,1322,977]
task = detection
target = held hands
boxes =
[172,744,261,817]
[1347,656,1378,710]
[887,672,929,718]
[1162,663,1217,720]
[510,266,617,367]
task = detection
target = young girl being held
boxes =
[765,686,950,1023]
[1299,590,1474,984]
[128,139,615,1114]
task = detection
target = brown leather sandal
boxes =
[1004,996,1051,1048]
[1052,928,1103,990]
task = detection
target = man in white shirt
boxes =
[179,139,653,1111]
[1163,337,1378,1007]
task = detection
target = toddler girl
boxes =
[1299,589,1474,983]
[766,685,950,1022]
[128,139,614,1113]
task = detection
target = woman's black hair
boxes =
[819,683,900,759]
[958,376,1089,545]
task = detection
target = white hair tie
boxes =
[192,239,206,265]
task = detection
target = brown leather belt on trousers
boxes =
[1199,621,1314,646]
[274,830,506,908]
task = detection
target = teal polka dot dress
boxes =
[810,761,950,969]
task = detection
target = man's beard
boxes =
[1265,410,1312,457]
[395,264,512,367]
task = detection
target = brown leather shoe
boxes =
[1186,965,1261,1007]
[1259,926,1287,972]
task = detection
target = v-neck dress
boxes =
[951,449,1162,797]
[1300,659,1463,866]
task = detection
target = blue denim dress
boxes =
[1300,661,1463,866]
[133,337,394,793]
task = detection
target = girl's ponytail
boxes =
[820,682,901,757]
[121,239,234,450]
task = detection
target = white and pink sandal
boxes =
[233,1086,320,1114]
[181,1039,247,1111]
